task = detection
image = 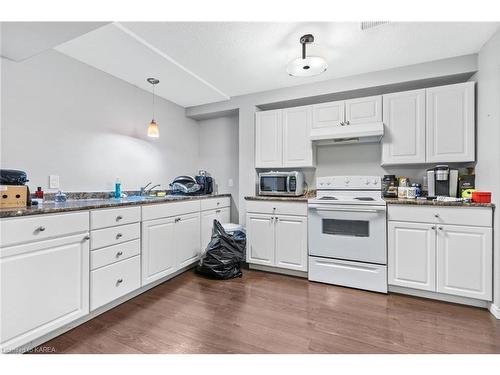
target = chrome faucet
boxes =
[140,182,151,196]
[140,182,160,196]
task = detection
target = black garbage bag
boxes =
[196,220,246,279]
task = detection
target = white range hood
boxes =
[310,122,384,145]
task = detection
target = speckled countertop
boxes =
[245,190,316,202]
[0,193,231,218]
[384,198,494,208]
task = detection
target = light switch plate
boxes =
[228,179,234,187]
[49,175,60,189]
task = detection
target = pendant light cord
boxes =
[152,83,155,120]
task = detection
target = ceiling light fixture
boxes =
[287,34,328,77]
[146,77,160,138]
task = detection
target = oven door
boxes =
[308,203,387,264]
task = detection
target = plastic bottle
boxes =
[114,177,121,198]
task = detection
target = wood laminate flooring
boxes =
[33,269,500,354]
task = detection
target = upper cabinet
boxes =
[426,82,475,163]
[344,95,382,125]
[382,82,475,165]
[382,89,426,164]
[255,106,314,168]
[312,100,345,129]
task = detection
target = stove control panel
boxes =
[317,176,381,190]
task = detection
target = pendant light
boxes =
[147,78,160,138]
[287,34,328,77]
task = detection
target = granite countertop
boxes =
[245,191,316,202]
[384,198,495,208]
[0,193,231,218]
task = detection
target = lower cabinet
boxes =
[387,206,493,301]
[246,204,307,272]
[0,233,90,351]
[142,212,201,285]
[200,207,230,250]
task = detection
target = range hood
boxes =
[310,122,384,145]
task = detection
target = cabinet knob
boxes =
[116,251,123,257]
[116,215,123,221]
[116,233,123,239]
[345,121,350,125]
[438,226,443,230]
[175,217,181,222]
[216,202,220,205]
[434,213,440,218]
[116,278,123,285]
[38,226,46,232]
[431,226,436,230]
[340,122,345,126]
[83,235,90,240]
[216,209,221,213]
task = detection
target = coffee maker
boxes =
[426,165,458,197]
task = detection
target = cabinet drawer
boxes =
[91,239,140,270]
[90,255,141,310]
[246,200,307,216]
[0,211,89,247]
[387,205,492,227]
[200,197,230,211]
[91,206,141,230]
[91,223,140,250]
[142,200,201,221]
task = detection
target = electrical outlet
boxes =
[228,179,234,187]
[49,175,60,189]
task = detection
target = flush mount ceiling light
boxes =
[287,34,328,77]
[147,77,160,138]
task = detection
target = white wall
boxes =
[198,115,239,222]
[474,28,500,311]
[1,50,200,192]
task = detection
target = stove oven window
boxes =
[322,219,369,237]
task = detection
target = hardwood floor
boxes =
[33,269,500,354]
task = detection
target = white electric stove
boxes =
[308,176,388,293]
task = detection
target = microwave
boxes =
[258,171,305,196]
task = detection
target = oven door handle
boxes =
[308,205,385,213]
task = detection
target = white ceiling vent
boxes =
[360,22,390,31]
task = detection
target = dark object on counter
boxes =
[170,175,202,195]
[195,175,213,194]
[426,196,437,200]
[0,169,28,185]
[472,191,491,203]
[35,186,44,199]
[196,220,246,279]
[383,175,398,198]
[458,174,475,197]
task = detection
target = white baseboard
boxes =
[249,263,308,278]
[388,285,489,309]
[489,303,500,319]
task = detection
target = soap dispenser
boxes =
[114,177,122,198]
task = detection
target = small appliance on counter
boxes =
[0,169,30,208]
[427,165,458,197]
[258,171,305,196]
[170,173,214,196]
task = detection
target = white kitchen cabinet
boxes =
[176,212,202,269]
[255,109,283,168]
[201,207,230,249]
[275,215,308,272]
[312,100,345,129]
[142,217,177,285]
[246,213,275,266]
[345,95,382,125]
[0,233,90,351]
[282,106,314,167]
[382,89,426,165]
[436,225,492,300]
[426,82,475,163]
[388,221,436,291]
[246,202,308,272]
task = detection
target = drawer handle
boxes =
[37,226,46,232]
[116,278,123,285]
[216,209,221,213]
[175,217,181,223]
[434,214,440,218]
[116,215,123,221]
[116,233,123,239]
[217,202,220,205]
[116,251,123,257]
[83,235,91,240]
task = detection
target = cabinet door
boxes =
[142,217,176,285]
[246,213,275,266]
[282,106,314,167]
[436,225,492,300]
[345,95,382,124]
[312,100,345,129]
[382,89,426,165]
[255,110,283,168]
[388,221,436,291]
[275,215,307,271]
[0,233,90,350]
[176,212,202,269]
[426,82,475,163]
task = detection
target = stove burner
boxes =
[354,197,375,201]
[319,196,338,200]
